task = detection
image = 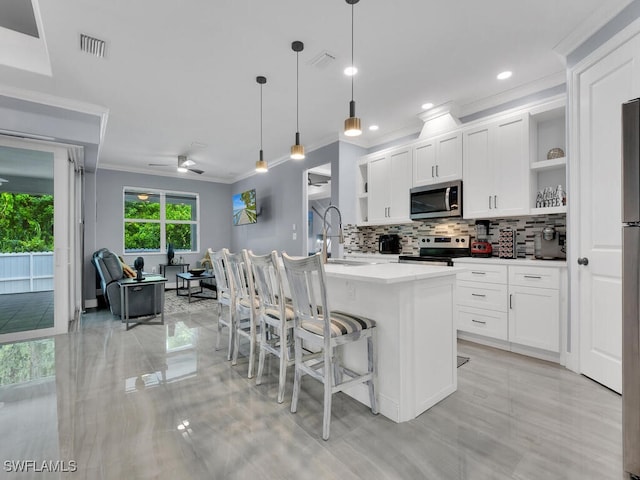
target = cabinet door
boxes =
[367,154,390,223]
[388,148,412,221]
[493,115,530,216]
[413,139,436,187]
[508,285,559,352]
[434,132,462,183]
[463,126,493,218]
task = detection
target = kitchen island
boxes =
[322,262,465,423]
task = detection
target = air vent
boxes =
[309,50,336,69]
[80,33,106,57]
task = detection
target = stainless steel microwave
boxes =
[410,180,462,220]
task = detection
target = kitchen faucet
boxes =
[322,204,344,264]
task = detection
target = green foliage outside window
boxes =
[124,191,197,252]
[0,193,54,253]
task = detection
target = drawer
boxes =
[457,280,507,311]
[457,306,508,340]
[456,264,507,284]
[508,266,559,289]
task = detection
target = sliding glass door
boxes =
[0,135,73,343]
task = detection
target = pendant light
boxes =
[290,40,305,160]
[255,76,268,173]
[344,0,362,137]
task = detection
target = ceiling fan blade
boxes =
[148,163,170,167]
[189,168,204,174]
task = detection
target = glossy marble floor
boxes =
[0,305,624,479]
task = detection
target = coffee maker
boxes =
[534,225,566,260]
[471,220,492,257]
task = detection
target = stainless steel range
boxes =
[398,235,471,266]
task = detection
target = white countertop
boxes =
[324,262,465,284]
[454,257,567,267]
[344,252,401,261]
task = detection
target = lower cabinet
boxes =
[456,262,564,356]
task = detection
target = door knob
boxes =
[577,257,589,266]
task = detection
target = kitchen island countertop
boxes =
[324,262,465,284]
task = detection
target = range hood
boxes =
[418,102,460,139]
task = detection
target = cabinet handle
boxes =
[471,293,486,297]
[524,275,542,279]
[509,294,513,309]
[472,319,487,325]
[494,195,498,209]
[435,165,439,177]
[471,271,486,275]
[432,165,435,178]
[489,196,492,209]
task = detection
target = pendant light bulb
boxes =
[255,76,269,173]
[290,41,306,160]
[255,149,268,173]
[344,0,362,137]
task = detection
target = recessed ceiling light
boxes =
[497,71,512,80]
[369,125,379,131]
[344,66,358,76]
[421,102,434,110]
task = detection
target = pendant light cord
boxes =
[296,50,299,133]
[260,83,263,150]
[351,2,355,102]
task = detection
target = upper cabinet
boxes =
[369,146,413,224]
[364,145,413,225]
[413,131,462,187]
[463,114,530,218]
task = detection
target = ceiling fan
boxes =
[148,155,204,175]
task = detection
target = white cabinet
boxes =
[456,264,508,340]
[463,114,530,218]
[413,131,462,187]
[456,261,564,357]
[366,146,412,224]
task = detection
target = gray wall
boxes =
[230,141,366,256]
[86,168,231,302]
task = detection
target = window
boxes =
[124,189,199,254]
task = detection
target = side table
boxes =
[117,275,168,330]
[159,263,189,290]
[176,272,216,303]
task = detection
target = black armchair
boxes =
[92,248,162,317]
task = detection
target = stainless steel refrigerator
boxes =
[623,98,640,478]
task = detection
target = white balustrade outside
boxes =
[0,252,54,294]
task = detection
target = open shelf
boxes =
[530,205,567,215]
[531,157,566,171]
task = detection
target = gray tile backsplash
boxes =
[344,214,566,258]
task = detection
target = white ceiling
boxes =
[0,0,631,183]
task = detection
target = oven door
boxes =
[410,180,462,220]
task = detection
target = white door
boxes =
[575,34,640,393]
[494,115,530,217]
[413,139,436,187]
[367,154,390,223]
[0,136,71,343]
[433,132,462,183]
[463,125,492,218]
[387,148,412,222]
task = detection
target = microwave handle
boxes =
[445,187,451,211]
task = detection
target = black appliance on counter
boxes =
[378,234,401,254]
[398,235,471,266]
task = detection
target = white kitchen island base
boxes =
[323,263,462,423]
